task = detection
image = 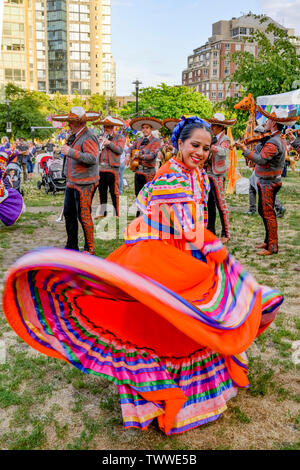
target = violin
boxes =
[230,131,273,150]
[283,128,300,139]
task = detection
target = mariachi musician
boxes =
[53,106,101,255]
[94,115,125,218]
[160,118,179,166]
[204,113,236,244]
[236,107,299,256]
[126,117,162,216]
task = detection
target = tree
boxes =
[230,21,300,99]
[0,83,54,140]
[119,83,213,123]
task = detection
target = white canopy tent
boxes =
[257,89,300,106]
[256,89,300,126]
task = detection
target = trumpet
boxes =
[99,133,113,153]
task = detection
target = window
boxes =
[35,22,44,31]
[37,69,46,79]
[36,31,45,40]
[80,4,90,13]
[38,81,46,91]
[69,12,79,21]
[80,52,90,60]
[225,43,230,50]
[3,22,24,35]
[218,92,223,99]
[80,24,90,32]
[80,33,89,41]
[5,68,25,81]
[71,71,81,80]
[36,50,45,58]
[2,38,25,51]
[69,32,79,40]
[37,61,46,69]
[102,35,111,44]
[102,16,111,24]
[69,3,79,12]
[81,63,90,71]
[80,13,90,21]
[240,27,247,35]
[235,44,241,51]
[70,51,80,60]
[80,43,90,52]
[69,23,80,32]
[224,68,230,75]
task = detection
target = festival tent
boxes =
[256,89,300,127]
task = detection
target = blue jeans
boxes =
[119,162,125,194]
[27,160,34,174]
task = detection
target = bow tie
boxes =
[67,134,76,146]
[141,137,150,146]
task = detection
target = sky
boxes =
[111,0,300,96]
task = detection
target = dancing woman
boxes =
[2,117,283,435]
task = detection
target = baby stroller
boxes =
[5,162,24,196]
[37,156,66,195]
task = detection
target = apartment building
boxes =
[0,0,116,97]
[182,13,297,104]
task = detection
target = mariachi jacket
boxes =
[130,135,161,172]
[243,132,285,181]
[99,133,125,170]
[64,127,99,187]
[206,131,230,177]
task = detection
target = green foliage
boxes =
[230,22,300,99]
[0,84,119,140]
[119,83,213,123]
[0,84,54,140]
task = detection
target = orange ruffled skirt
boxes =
[2,229,283,435]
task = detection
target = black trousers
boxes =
[207,177,229,238]
[98,170,119,216]
[134,172,152,217]
[64,184,97,254]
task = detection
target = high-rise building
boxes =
[0,0,116,97]
[182,13,298,104]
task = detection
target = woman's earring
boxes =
[177,148,183,161]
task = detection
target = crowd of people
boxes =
[1,103,299,436]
